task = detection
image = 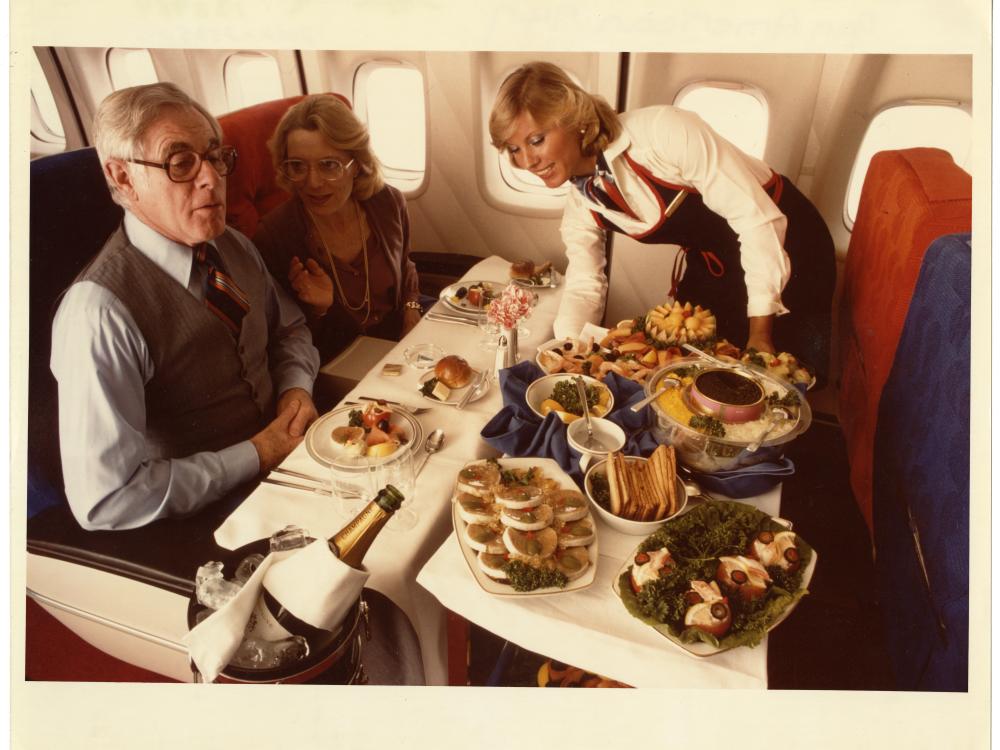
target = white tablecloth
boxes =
[214,255,558,685]
[418,486,780,688]
[214,253,782,688]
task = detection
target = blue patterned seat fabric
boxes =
[871,233,970,691]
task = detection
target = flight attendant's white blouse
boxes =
[554,105,792,340]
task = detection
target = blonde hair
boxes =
[488,61,622,161]
[268,94,384,200]
[93,82,222,206]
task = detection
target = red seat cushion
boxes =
[219,93,349,237]
[838,148,970,534]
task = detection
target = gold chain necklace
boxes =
[309,200,371,324]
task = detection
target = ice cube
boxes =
[229,636,310,670]
[269,525,310,552]
[195,561,224,587]
[234,553,266,584]
[196,576,241,610]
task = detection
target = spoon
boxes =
[413,428,445,477]
[574,376,603,451]
[630,378,679,412]
[746,407,791,452]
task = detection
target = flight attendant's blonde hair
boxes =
[489,61,622,161]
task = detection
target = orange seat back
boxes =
[838,148,971,534]
[219,93,350,237]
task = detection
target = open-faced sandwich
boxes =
[453,459,596,592]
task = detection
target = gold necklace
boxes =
[309,200,371,324]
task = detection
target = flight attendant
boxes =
[489,61,835,382]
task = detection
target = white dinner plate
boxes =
[612,507,816,658]
[451,457,598,596]
[304,403,423,469]
[438,279,505,315]
[417,369,490,406]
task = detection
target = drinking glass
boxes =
[365,448,418,532]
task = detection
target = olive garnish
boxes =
[684,591,703,606]
[710,602,729,620]
[563,341,573,351]
[634,551,650,565]
[784,547,800,563]
[455,286,468,299]
[730,569,748,585]
[757,530,774,544]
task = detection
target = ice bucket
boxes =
[187,539,368,684]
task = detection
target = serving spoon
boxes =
[574,376,605,452]
[746,407,791,452]
[630,377,679,412]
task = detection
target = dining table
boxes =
[214,253,786,688]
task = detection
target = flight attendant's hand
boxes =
[746,315,777,354]
[289,256,334,317]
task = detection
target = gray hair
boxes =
[93,82,221,205]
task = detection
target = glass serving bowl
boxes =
[643,357,812,474]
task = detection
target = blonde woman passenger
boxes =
[254,94,422,364]
[489,62,835,383]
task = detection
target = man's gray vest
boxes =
[79,226,274,458]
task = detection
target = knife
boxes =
[456,370,488,410]
[351,396,429,414]
[425,313,479,327]
[262,477,333,496]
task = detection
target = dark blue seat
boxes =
[28,147,123,517]
[871,233,970,691]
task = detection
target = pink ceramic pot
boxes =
[687,368,765,424]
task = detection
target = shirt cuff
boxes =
[220,440,261,484]
[274,372,316,398]
[746,295,790,318]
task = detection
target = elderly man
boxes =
[51,82,321,531]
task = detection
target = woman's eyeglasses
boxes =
[128,146,238,183]
[279,158,355,182]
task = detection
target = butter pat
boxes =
[431,380,452,401]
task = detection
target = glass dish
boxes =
[403,343,444,369]
[643,357,811,474]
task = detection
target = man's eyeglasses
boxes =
[279,158,355,183]
[128,146,238,183]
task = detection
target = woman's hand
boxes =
[746,315,777,354]
[402,305,421,335]
[288,256,334,316]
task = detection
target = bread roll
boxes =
[435,355,472,388]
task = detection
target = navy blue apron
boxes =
[577,151,835,383]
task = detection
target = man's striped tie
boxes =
[194,243,249,337]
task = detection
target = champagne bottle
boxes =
[247,485,405,645]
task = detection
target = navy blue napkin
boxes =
[688,457,796,498]
[480,361,660,488]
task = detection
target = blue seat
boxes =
[28,147,124,517]
[871,233,970,691]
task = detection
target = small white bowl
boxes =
[566,418,626,472]
[583,455,689,535]
[525,373,613,423]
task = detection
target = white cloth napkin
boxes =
[183,541,368,682]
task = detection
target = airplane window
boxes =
[31,50,65,146]
[844,103,971,229]
[106,48,158,90]
[224,52,283,112]
[674,83,769,159]
[354,63,426,193]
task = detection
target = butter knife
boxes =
[425,313,479,327]
[456,370,488,410]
